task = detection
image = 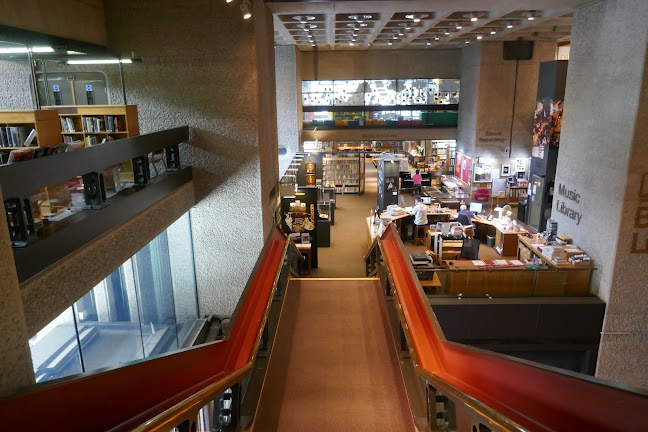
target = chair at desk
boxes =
[460,238,480,260]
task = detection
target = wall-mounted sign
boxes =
[86,85,93,91]
[554,182,583,225]
[478,131,507,144]
[631,172,648,253]
[53,85,60,91]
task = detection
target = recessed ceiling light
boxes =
[471,17,478,22]
[426,39,431,46]
[490,29,497,35]
[349,14,372,23]
[456,22,463,29]
[444,29,450,35]
[465,39,470,44]
[293,15,316,23]
[476,35,483,40]
[526,12,536,20]
[434,35,440,41]
[399,32,404,36]
[405,13,429,23]
[388,41,393,45]
[506,21,514,29]
[349,42,355,46]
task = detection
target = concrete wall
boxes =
[552,0,648,390]
[300,49,462,80]
[0,0,106,46]
[457,41,555,160]
[104,0,277,317]
[275,45,300,178]
[456,44,481,157]
[0,60,33,109]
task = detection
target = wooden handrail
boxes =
[0,225,288,432]
[379,223,648,432]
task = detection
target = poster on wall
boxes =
[306,174,316,186]
[455,152,463,178]
[305,162,316,174]
[461,155,471,185]
[501,164,511,176]
[473,163,493,183]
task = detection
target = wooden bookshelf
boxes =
[42,104,140,147]
[0,110,63,150]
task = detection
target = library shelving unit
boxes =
[43,105,140,147]
[323,155,363,194]
[43,105,140,184]
[429,141,456,172]
[0,109,63,152]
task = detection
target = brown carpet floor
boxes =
[252,279,415,432]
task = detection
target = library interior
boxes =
[0,1,647,431]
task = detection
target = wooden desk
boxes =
[517,234,592,294]
[472,217,497,243]
[295,243,312,273]
[443,259,536,296]
[494,226,525,256]
[419,273,442,294]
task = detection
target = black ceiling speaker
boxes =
[503,40,534,60]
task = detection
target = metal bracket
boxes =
[132,155,151,186]
[82,172,107,209]
[4,197,30,247]
[165,145,181,172]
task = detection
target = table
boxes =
[442,259,535,296]
[428,231,463,262]
[295,243,312,273]
[472,216,497,243]
[494,225,525,256]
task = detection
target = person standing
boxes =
[412,169,422,188]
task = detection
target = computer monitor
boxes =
[469,202,483,213]
[421,196,432,204]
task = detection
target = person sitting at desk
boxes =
[412,169,422,189]
[457,204,475,225]
[410,197,428,225]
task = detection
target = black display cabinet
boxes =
[377,158,400,212]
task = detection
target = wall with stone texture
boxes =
[275,45,300,179]
[0,60,34,109]
[552,0,648,389]
[0,188,35,392]
[104,0,277,317]
[300,49,462,80]
[457,41,555,160]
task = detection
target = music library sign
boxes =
[555,183,583,225]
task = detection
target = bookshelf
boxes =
[43,105,140,147]
[323,156,361,194]
[0,110,62,151]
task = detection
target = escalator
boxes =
[1,225,647,432]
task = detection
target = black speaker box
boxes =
[503,41,534,60]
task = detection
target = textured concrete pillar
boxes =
[0,189,36,392]
[457,41,555,159]
[275,45,301,178]
[552,0,648,390]
[104,0,278,317]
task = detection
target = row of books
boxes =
[1,126,36,147]
[60,116,123,133]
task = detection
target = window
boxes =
[28,212,199,383]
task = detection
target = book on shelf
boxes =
[83,117,106,133]
[106,115,120,132]
[1,126,35,147]
[61,117,77,132]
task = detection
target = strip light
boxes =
[67,59,133,64]
[0,46,54,54]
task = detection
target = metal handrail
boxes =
[374,222,648,431]
[0,225,292,432]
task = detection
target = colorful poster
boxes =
[461,155,471,184]
[305,162,316,174]
[455,152,463,178]
[306,174,316,186]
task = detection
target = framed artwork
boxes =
[306,174,316,186]
[305,162,315,174]
[501,164,511,176]
[473,163,492,183]
[515,158,526,172]
[517,171,526,180]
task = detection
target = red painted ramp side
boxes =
[253,279,416,432]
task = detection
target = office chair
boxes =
[460,238,480,260]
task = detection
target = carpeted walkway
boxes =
[309,161,377,278]
[252,279,415,432]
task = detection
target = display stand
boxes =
[280,186,319,269]
[377,157,400,212]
